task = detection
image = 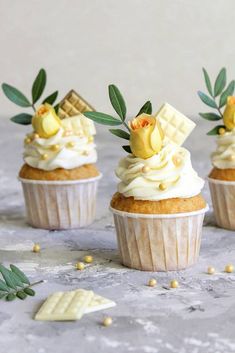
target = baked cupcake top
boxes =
[198,68,235,170]
[2,68,97,171]
[84,85,204,201]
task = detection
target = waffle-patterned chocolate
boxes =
[58,90,95,119]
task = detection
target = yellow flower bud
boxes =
[129,114,164,159]
[223,96,235,130]
[32,103,61,138]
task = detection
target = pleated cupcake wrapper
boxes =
[110,206,208,272]
[19,175,102,230]
[208,177,235,230]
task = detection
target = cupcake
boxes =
[84,85,208,271]
[198,67,235,230]
[2,68,101,229]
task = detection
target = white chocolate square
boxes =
[155,103,196,146]
[35,289,94,321]
[85,294,116,314]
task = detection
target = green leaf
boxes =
[136,101,152,116]
[207,125,225,135]
[214,68,226,97]
[6,293,16,301]
[10,113,32,125]
[0,292,6,299]
[24,288,35,296]
[32,68,47,104]
[16,291,27,300]
[197,91,217,108]
[10,264,30,285]
[54,103,59,114]
[84,111,122,126]
[42,91,58,105]
[219,80,235,108]
[202,68,213,96]
[0,264,17,289]
[122,145,132,153]
[109,129,130,140]
[199,113,221,121]
[0,279,10,292]
[2,83,31,107]
[108,84,126,121]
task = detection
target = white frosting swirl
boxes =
[211,129,235,169]
[24,128,97,171]
[115,143,204,201]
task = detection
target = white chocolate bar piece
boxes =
[155,103,196,146]
[85,293,116,314]
[35,289,94,321]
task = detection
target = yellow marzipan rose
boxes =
[129,113,164,159]
[223,96,235,130]
[32,103,61,138]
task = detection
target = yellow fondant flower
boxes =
[223,96,235,130]
[32,104,61,138]
[129,113,164,159]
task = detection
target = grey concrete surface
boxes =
[0,117,235,353]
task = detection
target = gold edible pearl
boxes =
[76,262,85,270]
[41,153,48,160]
[24,137,31,144]
[228,155,235,161]
[170,280,179,288]
[159,183,167,191]
[225,264,234,273]
[82,151,89,156]
[88,136,94,143]
[84,255,93,263]
[172,155,182,167]
[102,317,112,327]
[142,166,150,174]
[67,141,75,148]
[148,278,157,287]
[33,133,39,139]
[207,266,215,275]
[33,244,41,253]
[219,127,226,135]
[51,144,60,152]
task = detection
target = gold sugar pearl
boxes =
[33,244,41,253]
[88,136,94,143]
[82,151,89,156]
[172,155,182,167]
[207,266,215,275]
[142,166,150,174]
[148,278,157,287]
[219,127,226,135]
[225,264,234,273]
[67,141,75,148]
[51,144,60,152]
[41,153,48,160]
[33,133,39,139]
[84,255,93,263]
[76,262,85,270]
[170,280,179,288]
[159,183,167,191]
[102,317,113,327]
[228,155,235,161]
[24,137,31,144]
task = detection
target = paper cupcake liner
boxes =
[110,206,208,272]
[208,177,235,230]
[19,175,102,230]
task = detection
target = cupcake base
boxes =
[110,206,208,271]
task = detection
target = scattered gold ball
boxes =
[82,151,89,156]
[170,280,179,289]
[225,264,234,273]
[207,266,215,275]
[41,153,48,160]
[142,166,150,174]
[84,255,93,263]
[148,278,157,287]
[228,155,235,161]
[102,317,113,327]
[67,141,75,148]
[33,133,39,139]
[88,136,94,143]
[159,183,167,191]
[76,262,85,270]
[172,155,182,167]
[24,137,31,144]
[219,127,226,135]
[33,244,41,253]
[51,144,60,152]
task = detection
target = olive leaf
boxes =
[54,103,60,114]
[84,111,122,126]
[199,113,221,121]
[109,129,130,140]
[0,279,10,292]
[197,91,217,108]
[10,264,30,285]
[32,68,47,104]
[136,101,152,116]
[0,265,18,289]
[219,80,235,108]
[207,125,225,135]
[2,83,31,107]
[108,84,126,121]
[43,91,58,105]
[122,145,132,153]
[214,68,226,97]
[202,68,213,97]
[10,113,32,125]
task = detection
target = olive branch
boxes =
[198,67,235,135]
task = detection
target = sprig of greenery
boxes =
[2,68,59,125]
[84,84,153,153]
[198,67,235,135]
[0,264,43,301]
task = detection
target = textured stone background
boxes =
[0,117,235,353]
